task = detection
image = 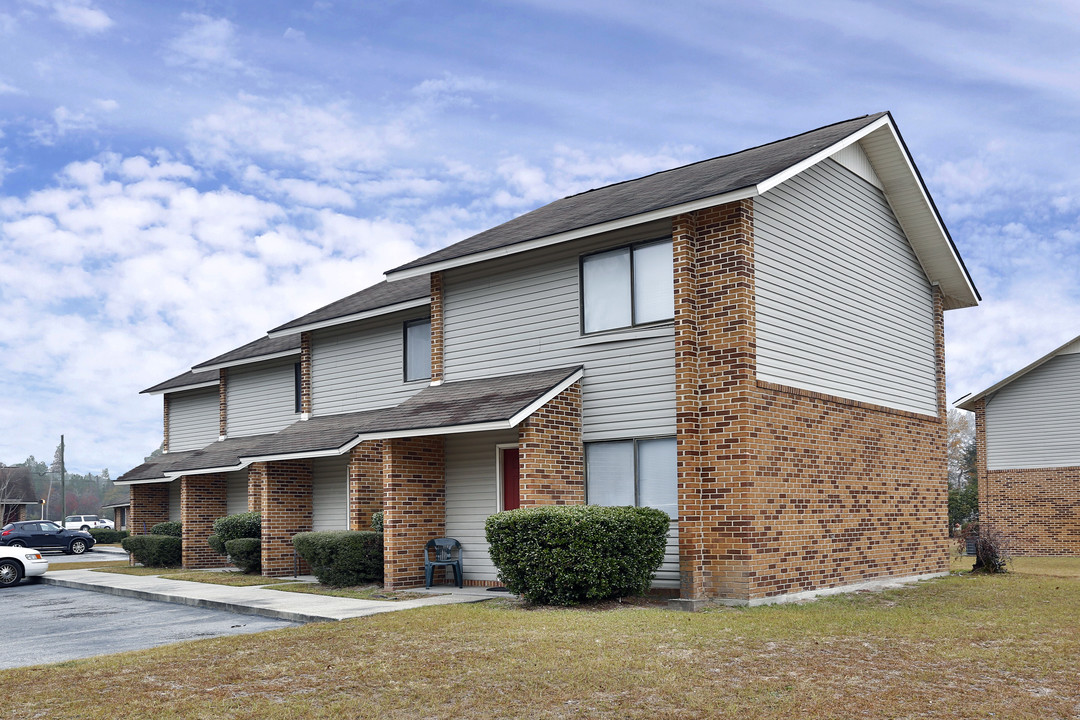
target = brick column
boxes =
[300,332,312,414]
[382,437,445,589]
[247,463,265,512]
[218,370,228,437]
[162,396,170,453]
[673,199,758,601]
[349,441,384,530]
[518,383,584,506]
[129,483,170,535]
[260,460,313,577]
[181,473,227,569]
[429,272,444,383]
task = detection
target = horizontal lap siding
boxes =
[226,359,298,437]
[986,353,1080,469]
[225,471,248,516]
[311,455,349,531]
[167,388,219,451]
[444,430,517,583]
[755,158,937,416]
[443,221,675,441]
[311,309,428,415]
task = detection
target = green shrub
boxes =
[88,528,128,544]
[207,534,226,556]
[213,512,261,543]
[224,538,261,574]
[150,521,182,537]
[370,511,384,532]
[292,531,383,587]
[485,505,670,606]
[121,534,182,567]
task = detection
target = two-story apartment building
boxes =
[117,112,979,604]
[958,335,1080,555]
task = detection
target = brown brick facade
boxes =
[974,399,1080,555]
[349,441,384,530]
[518,382,584,506]
[162,395,170,453]
[429,272,444,383]
[218,369,227,437]
[247,464,264,512]
[129,483,170,535]
[300,332,312,415]
[258,460,313,576]
[673,198,948,602]
[382,436,445,589]
[181,473,227,569]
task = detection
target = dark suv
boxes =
[0,521,95,555]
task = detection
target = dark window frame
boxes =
[293,362,302,414]
[403,316,433,382]
[579,236,674,335]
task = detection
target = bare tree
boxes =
[947,409,975,490]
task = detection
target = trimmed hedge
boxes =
[121,534,182,567]
[292,531,383,587]
[485,505,670,605]
[207,534,226,556]
[370,511,383,532]
[213,512,261,544]
[224,538,261,574]
[150,521,182,537]
[89,528,129,544]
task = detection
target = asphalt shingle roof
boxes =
[270,275,431,334]
[115,450,200,483]
[191,334,301,371]
[140,369,220,395]
[389,114,887,274]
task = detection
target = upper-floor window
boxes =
[585,437,677,518]
[404,317,432,381]
[581,238,674,333]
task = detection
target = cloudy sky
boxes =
[1,1,1079,474]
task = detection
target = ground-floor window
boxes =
[585,437,676,517]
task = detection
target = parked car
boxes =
[0,545,49,587]
[1,521,96,555]
[63,514,113,531]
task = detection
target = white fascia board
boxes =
[956,332,1080,410]
[193,348,301,373]
[163,461,249,479]
[144,380,219,396]
[239,445,355,465]
[266,297,431,338]
[383,188,758,281]
[113,476,177,486]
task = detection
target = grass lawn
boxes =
[46,560,133,571]
[6,558,1079,719]
[92,567,293,586]
[271,582,432,601]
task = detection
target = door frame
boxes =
[494,443,520,512]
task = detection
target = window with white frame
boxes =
[585,437,677,518]
[581,238,674,333]
[404,317,432,381]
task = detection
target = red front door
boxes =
[502,448,520,511]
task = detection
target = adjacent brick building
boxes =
[117,112,979,604]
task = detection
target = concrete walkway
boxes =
[42,569,496,623]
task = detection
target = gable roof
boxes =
[192,334,301,372]
[956,334,1080,411]
[141,369,219,395]
[267,275,431,337]
[384,112,978,310]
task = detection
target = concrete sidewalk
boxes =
[42,570,495,623]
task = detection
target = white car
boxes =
[0,545,49,588]
[62,515,114,531]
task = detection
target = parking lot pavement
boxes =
[41,545,130,565]
[2,584,298,669]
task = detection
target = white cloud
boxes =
[0,80,21,94]
[166,14,245,72]
[283,27,305,41]
[51,0,113,33]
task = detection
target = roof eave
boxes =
[267,297,431,338]
[141,379,220,396]
[192,347,301,373]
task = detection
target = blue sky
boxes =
[1,0,1078,474]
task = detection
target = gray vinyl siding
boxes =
[226,471,249,515]
[311,455,349,531]
[985,353,1080,469]
[226,359,298,437]
[755,158,938,416]
[167,388,219,451]
[310,309,429,416]
[442,220,675,441]
[444,429,517,583]
[168,480,181,523]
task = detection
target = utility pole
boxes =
[60,435,66,522]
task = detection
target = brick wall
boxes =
[129,483,170,534]
[218,369,227,437]
[429,272,443,383]
[974,399,1080,555]
[259,459,313,576]
[382,436,445,589]
[181,473,227,569]
[349,440,384,531]
[162,395,170,453]
[300,332,312,415]
[518,382,584,506]
[247,464,264,512]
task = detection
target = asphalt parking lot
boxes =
[2,583,298,669]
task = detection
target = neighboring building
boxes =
[116,112,979,604]
[0,467,38,524]
[957,335,1080,555]
[102,492,130,531]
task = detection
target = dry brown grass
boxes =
[271,582,433,601]
[46,560,133,571]
[7,559,1080,719]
